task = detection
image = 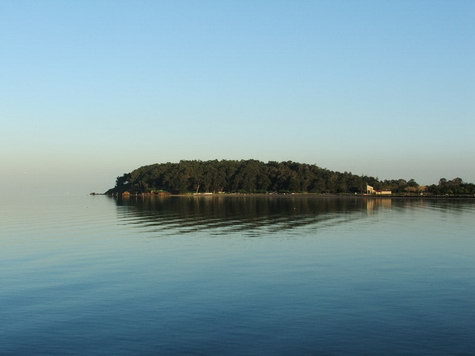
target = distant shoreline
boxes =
[95,192,475,200]
[106,160,475,197]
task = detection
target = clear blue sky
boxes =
[1,0,474,194]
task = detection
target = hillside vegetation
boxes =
[105,160,475,195]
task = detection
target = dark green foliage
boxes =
[427,178,475,195]
[105,160,474,195]
[107,160,370,194]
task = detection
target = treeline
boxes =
[426,178,475,195]
[105,159,474,195]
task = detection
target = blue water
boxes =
[1,196,475,355]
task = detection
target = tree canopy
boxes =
[104,159,475,195]
[426,177,475,195]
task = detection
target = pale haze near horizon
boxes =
[1,1,474,195]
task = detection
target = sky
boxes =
[1,0,474,194]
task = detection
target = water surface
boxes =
[1,196,475,355]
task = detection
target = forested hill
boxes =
[107,159,457,195]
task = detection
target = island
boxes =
[104,160,475,197]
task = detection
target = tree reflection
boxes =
[110,196,406,236]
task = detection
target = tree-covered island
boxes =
[105,160,475,196]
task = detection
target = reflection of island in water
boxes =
[111,196,398,236]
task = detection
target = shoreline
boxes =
[100,192,475,200]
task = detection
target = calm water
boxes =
[1,195,475,355]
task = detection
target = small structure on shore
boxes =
[366,185,392,195]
